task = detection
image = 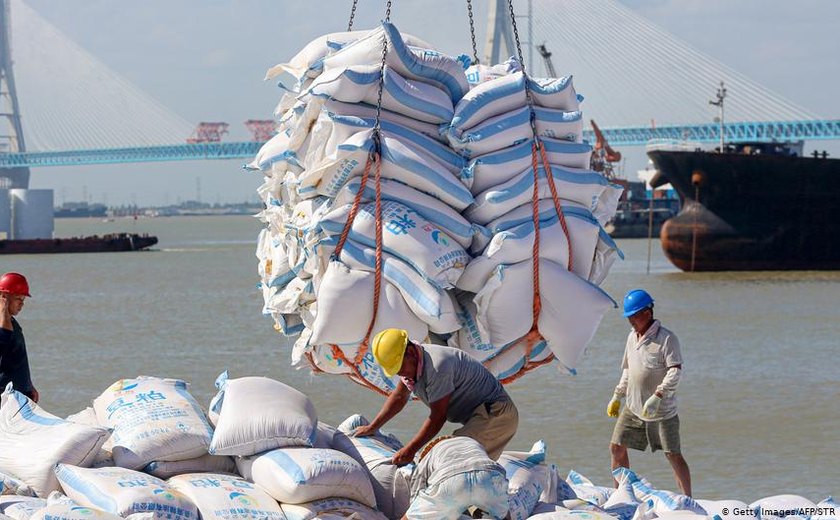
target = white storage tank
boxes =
[10,189,54,239]
[0,189,10,239]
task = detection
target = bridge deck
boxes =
[1,120,838,168]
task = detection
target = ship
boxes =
[589,120,679,239]
[0,233,157,254]
[648,140,840,271]
[54,202,108,218]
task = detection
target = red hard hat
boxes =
[0,272,31,297]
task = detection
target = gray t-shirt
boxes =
[412,344,508,424]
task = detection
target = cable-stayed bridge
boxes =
[1,0,838,183]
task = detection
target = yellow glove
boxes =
[642,394,662,418]
[607,394,622,418]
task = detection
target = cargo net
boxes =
[250,3,620,395]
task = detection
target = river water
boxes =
[9,215,838,502]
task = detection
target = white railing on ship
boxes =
[645,139,705,152]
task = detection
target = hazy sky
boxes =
[16,0,840,206]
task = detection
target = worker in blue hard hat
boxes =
[607,289,691,496]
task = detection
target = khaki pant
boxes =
[453,399,519,460]
[611,407,682,454]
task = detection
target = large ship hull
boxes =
[0,233,157,254]
[648,149,840,271]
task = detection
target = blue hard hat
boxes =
[623,289,654,317]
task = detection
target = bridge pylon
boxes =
[0,0,29,188]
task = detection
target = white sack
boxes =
[167,473,286,520]
[0,496,46,520]
[92,377,213,470]
[465,165,621,226]
[322,23,468,103]
[464,137,592,195]
[0,472,34,497]
[280,498,387,520]
[465,57,521,86]
[457,211,603,292]
[309,261,429,347]
[53,465,197,520]
[29,502,123,520]
[333,177,474,249]
[208,373,317,456]
[315,238,462,334]
[451,71,580,131]
[307,64,454,124]
[301,129,473,210]
[143,455,236,480]
[498,440,557,504]
[448,105,584,158]
[236,447,376,507]
[474,260,616,372]
[0,386,109,497]
[694,499,755,519]
[749,495,817,519]
[321,99,444,142]
[318,201,470,288]
[322,113,464,171]
[333,415,411,519]
[268,29,432,81]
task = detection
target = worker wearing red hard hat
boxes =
[0,272,39,402]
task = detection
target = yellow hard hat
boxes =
[372,328,409,377]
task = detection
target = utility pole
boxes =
[709,81,727,153]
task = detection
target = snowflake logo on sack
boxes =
[386,213,415,235]
[176,422,191,432]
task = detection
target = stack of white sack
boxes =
[446,68,622,378]
[332,414,412,519]
[204,371,375,510]
[251,22,476,393]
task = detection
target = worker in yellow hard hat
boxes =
[354,328,518,464]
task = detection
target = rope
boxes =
[537,141,574,272]
[418,435,454,461]
[355,154,384,364]
[466,0,480,64]
[332,150,377,259]
[526,142,543,356]
[330,344,390,397]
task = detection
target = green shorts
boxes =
[610,408,681,454]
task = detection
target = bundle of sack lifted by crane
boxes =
[250,0,624,394]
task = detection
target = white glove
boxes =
[607,394,622,418]
[642,394,662,418]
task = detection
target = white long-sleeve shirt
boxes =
[614,320,683,422]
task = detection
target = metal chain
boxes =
[347,0,359,31]
[467,0,479,64]
[507,0,537,136]
[371,0,393,154]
